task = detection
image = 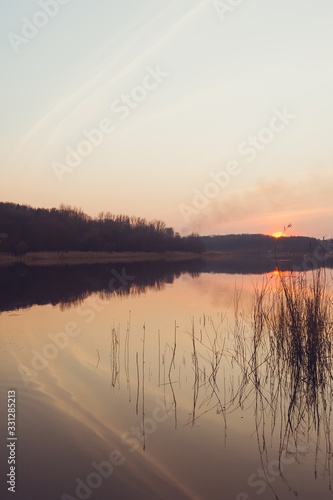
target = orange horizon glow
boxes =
[272,232,283,238]
[271,268,289,276]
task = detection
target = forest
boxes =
[203,234,333,256]
[0,202,205,255]
[1,202,332,259]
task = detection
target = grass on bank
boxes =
[0,250,233,267]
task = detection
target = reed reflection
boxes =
[125,269,333,497]
[233,268,333,497]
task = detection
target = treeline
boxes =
[203,234,333,255]
[0,203,205,255]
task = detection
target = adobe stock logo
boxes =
[61,398,171,500]
[52,65,169,182]
[17,268,135,386]
[237,107,296,162]
[7,0,72,54]
[236,444,309,500]
[179,107,296,224]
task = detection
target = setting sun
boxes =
[272,232,283,238]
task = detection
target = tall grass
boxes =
[253,269,333,422]
[250,268,333,490]
[100,270,333,493]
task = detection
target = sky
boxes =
[1,0,333,238]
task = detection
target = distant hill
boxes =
[202,234,333,256]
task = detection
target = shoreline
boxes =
[0,250,327,268]
[0,250,233,267]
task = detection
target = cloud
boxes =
[10,0,212,164]
[182,172,333,234]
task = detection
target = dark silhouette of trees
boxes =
[203,234,333,256]
[0,202,205,255]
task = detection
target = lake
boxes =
[1,259,332,500]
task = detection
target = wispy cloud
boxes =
[10,0,212,164]
[182,172,333,234]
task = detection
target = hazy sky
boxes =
[1,0,333,237]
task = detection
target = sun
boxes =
[272,231,283,238]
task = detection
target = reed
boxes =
[124,311,131,402]
[248,268,333,493]
[168,321,178,429]
[142,323,146,450]
[110,325,120,389]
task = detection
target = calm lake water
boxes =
[1,260,333,500]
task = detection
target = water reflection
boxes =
[176,269,333,498]
[105,269,332,499]
[1,265,333,499]
[243,269,333,497]
[0,260,204,313]
[1,255,332,313]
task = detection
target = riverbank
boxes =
[0,250,232,267]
